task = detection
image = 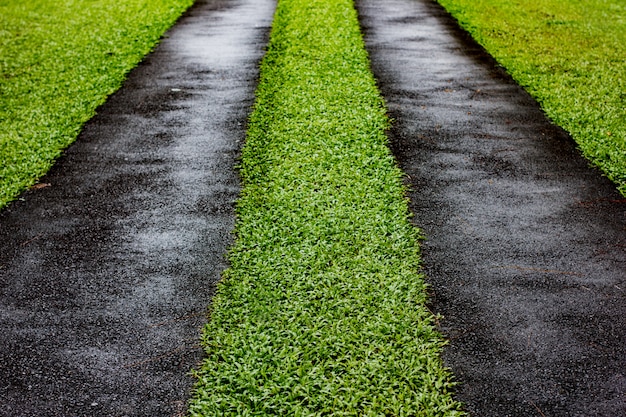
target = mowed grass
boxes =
[188,0,464,415]
[0,0,193,209]
[436,0,626,194]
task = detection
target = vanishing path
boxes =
[2,0,625,416]
[358,0,626,416]
[0,0,273,415]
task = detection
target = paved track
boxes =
[0,0,274,415]
[357,0,626,416]
[3,0,626,416]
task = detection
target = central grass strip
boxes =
[188,0,464,415]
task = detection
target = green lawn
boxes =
[188,0,464,415]
[436,0,626,195]
[0,0,193,209]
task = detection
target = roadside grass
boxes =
[0,0,193,209]
[188,0,464,415]
[436,0,626,194]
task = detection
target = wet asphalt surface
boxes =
[0,0,274,415]
[2,0,625,416]
[357,0,626,416]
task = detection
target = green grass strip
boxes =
[189,0,464,415]
[436,0,626,194]
[0,0,193,209]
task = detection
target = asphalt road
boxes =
[357,0,626,416]
[2,0,625,416]
[0,0,274,415]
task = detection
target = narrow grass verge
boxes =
[436,0,626,194]
[188,0,464,415]
[0,0,193,209]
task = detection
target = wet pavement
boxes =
[0,0,274,415]
[2,0,626,415]
[357,0,626,416]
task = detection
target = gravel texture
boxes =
[357,0,626,415]
[0,0,274,415]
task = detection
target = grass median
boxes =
[436,0,626,195]
[188,0,464,415]
[0,0,193,209]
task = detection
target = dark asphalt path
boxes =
[0,0,274,415]
[357,0,626,416]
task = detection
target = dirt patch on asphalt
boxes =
[0,0,274,415]
[357,0,626,415]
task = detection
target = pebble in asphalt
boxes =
[0,0,274,415]
[357,0,626,416]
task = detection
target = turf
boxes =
[436,0,626,195]
[0,0,193,209]
[188,0,464,415]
